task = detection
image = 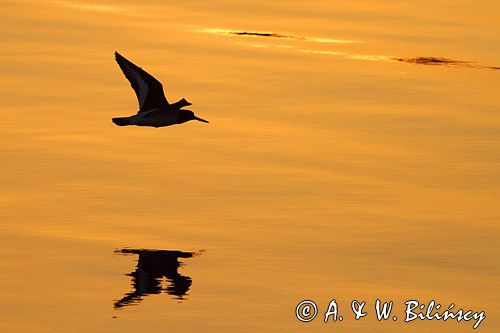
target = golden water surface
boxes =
[1,1,499,332]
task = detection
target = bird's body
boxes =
[113,106,179,127]
[112,52,208,127]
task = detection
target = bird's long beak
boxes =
[194,116,209,123]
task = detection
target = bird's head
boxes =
[177,110,209,124]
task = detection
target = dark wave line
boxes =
[231,31,290,38]
[393,56,498,70]
[199,28,361,44]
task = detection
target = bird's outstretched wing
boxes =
[115,51,169,113]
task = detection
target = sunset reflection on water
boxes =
[0,1,499,332]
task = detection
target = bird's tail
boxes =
[112,117,131,126]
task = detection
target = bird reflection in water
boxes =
[114,248,199,309]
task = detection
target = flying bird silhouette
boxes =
[112,52,209,127]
